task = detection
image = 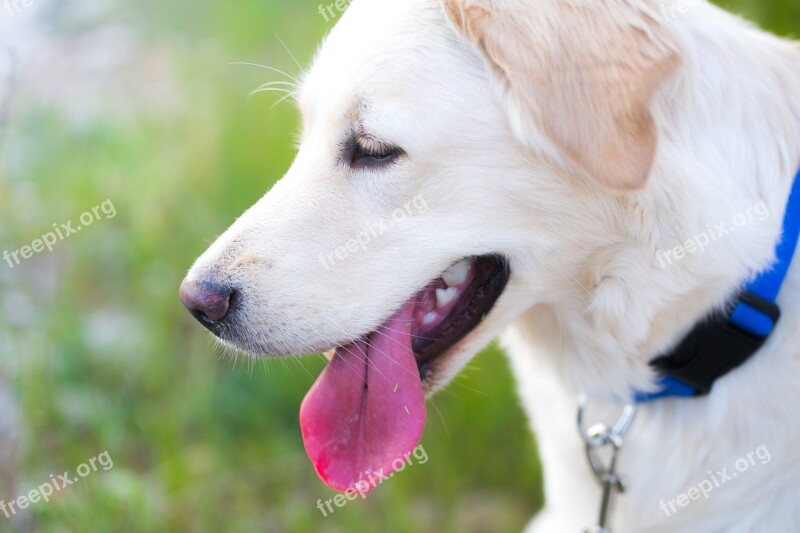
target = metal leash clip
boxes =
[577,395,637,533]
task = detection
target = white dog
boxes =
[180,0,800,530]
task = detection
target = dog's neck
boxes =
[522,6,800,401]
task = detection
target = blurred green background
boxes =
[0,1,796,531]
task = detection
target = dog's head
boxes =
[180,0,679,492]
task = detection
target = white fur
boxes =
[184,0,800,530]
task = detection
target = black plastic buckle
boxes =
[651,291,781,395]
[736,291,781,333]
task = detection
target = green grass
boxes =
[0,1,796,531]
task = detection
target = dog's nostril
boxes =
[179,279,234,330]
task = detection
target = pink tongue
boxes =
[299,302,426,492]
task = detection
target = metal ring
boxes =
[577,395,637,449]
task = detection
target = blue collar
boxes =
[636,168,800,403]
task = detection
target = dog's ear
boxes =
[444,0,679,191]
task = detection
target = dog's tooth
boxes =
[422,311,438,325]
[442,259,472,287]
[436,287,458,308]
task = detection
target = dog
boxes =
[180,0,800,530]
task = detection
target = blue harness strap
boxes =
[730,171,800,335]
[636,168,800,403]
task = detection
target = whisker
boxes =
[250,87,295,97]
[270,91,296,109]
[429,398,450,440]
[229,61,301,84]
[274,34,305,73]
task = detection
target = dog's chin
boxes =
[214,254,511,394]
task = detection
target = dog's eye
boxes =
[349,139,403,169]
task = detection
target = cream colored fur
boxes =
[184,0,800,530]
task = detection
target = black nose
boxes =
[179,279,234,330]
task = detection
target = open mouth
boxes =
[299,255,510,493]
[410,255,510,374]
